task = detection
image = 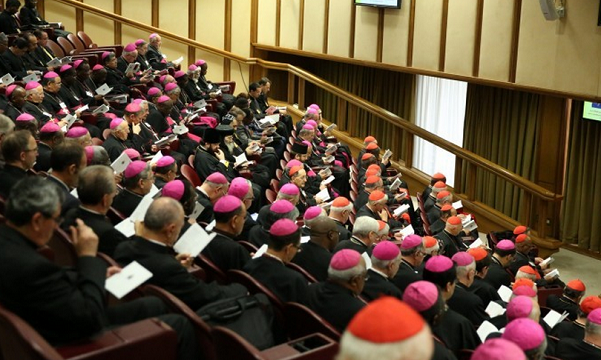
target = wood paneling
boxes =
[439,0,449,71]
[158,0,188,62]
[45,1,77,32]
[196,0,225,79]
[412,0,443,71]
[508,0,522,83]
[82,0,114,45]
[257,0,277,46]
[279,0,301,49]
[472,0,484,77]
[113,0,121,44]
[326,0,352,57]
[302,0,326,53]
[376,9,384,63]
[353,6,379,62]
[445,0,478,77]
[382,1,411,67]
[478,0,513,81]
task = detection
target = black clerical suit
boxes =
[432,307,481,356]
[392,259,423,292]
[0,10,20,35]
[306,281,365,332]
[146,44,167,70]
[469,276,502,306]
[247,225,270,248]
[483,257,512,290]
[201,229,250,273]
[291,240,332,282]
[114,236,247,310]
[555,338,601,360]
[111,189,143,217]
[1,48,28,79]
[361,268,403,302]
[243,255,308,304]
[546,295,580,322]
[102,134,128,162]
[195,190,214,224]
[333,236,372,256]
[46,175,80,216]
[193,146,237,183]
[332,218,352,241]
[435,230,468,258]
[19,6,48,27]
[447,282,490,326]
[0,164,28,198]
[551,320,585,341]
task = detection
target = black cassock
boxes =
[546,295,579,322]
[333,237,372,256]
[306,281,365,333]
[432,307,481,355]
[391,260,423,292]
[193,146,237,183]
[432,340,458,360]
[202,230,250,273]
[483,257,512,290]
[551,321,585,341]
[469,276,502,306]
[446,282,490,327]
[435,230,468,258]
[243,255,308,304]
[291,241,332,282]
[556,338,601,360]
[34,142,52,173]
[111,189,143,218]
[361,269,403,302]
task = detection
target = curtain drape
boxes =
[459,85,541,221]
[561,101,601,252]
[413,75,468,186]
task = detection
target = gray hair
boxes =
[144,197,183,231]
[77,165,116,205]
[330,202,352,214]
[352,216,379,237]
[371,254,401,270]
[5,177,63,226]
[455,261,476,279]
[89,146,110,166]
[123,162,152,189]
[328,260,365,283]
[0,114,15,135]
[586,320,601,336]
[164,85,181,96]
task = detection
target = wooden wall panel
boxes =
[45,1,76,33]
[231,0,252,57]
[412,0,443,71]
[196,0,225,80]
[121,0,151,45]
[230,63,250,92]
[445,0,477,76]
[353,6,379,62]
[158,0,189,61]
[381,1,411,67]
[326,0,352,57]
[82,0,114,44]
[257,0,277,46]
[279,0,301,49]
[302,0,326,52]
[478,0,513,81]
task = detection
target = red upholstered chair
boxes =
[47,228,78,267]
[211,327,338,360]
[77,31,96,48]
[283,302,340,341]
[57,36,77,55]
[213,81,236,95]
[537,286,564,308]
[46,39,65,58]
[238,241,258,253]
[285,262,318,284]
[106,206,126,225]
[67,33,86,53]
[270,179,280,193]
[195,255,228,284]
[181,164,202,187]
[187,154,195,167]
[226,270,284,312]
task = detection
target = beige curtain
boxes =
[460,85,541,221]
[561,101,601,252]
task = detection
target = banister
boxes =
[52,0,563,203]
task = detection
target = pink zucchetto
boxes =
[270,200,294,214]
[306,108,318,115]
[507,296,534,321]
[92,64,104,71]
[124,43,136,52]
[304,206,323,221]
[451,252,475,267]
[496,240,516,251]
[400,234,422,250]
[228,177,251,200]
[164,83,178,92]
[147,87,161,96]
[306,120,318,129]
[472,339,526,360]
[59,64,72,73]
[16,113,35,122]
[588,308,601,325]
[156,156,175,167]
[124,148,141,160]
[373,241,400,261]
[43,71,59,79]
[502,318,546,352]
[161,180,185,201]
[6,84,18,97]
[25,81,41,91]
[279,183,299,196]
[285,160,302,168]
[195,59,206,66]
[124,160,147,178]
[206,172,228,184]
[135,39,145,47]
[73,60,83,69]
[101,51,111,60]
[308,104,320,110]
[66,127,89,138]
[513,285,537,298]
[425,255,454,273]
[188,64,198,72]
[133,98,143,105]
[174,70,186,79]
[157,95,170,103]
[125,103,142,113]
[403,281,440,312]
[330,249,362,271]
[40,122,61,133]
[109,118,124,130]
[214,195,242,213]
[302,124,313,130]
[84,146,94,165]
[270,218,299,237]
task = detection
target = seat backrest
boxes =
[0,305,63,360]
[57,37,76,55]
[265,189,276,204]
[67,33,86,53]
[226,270,284,311]
[181,164,202,187]
[238,241,258,253]
[77,31,95,48]
[211,326,264,360]
[47,228,78,267]
[275,168,282,181]
[285,262,317,284]
[195,255,228,284]
[538,286,564,308]
[187,154,195,167]
[284,302,340,341]
[46,39,64,58]
[269,179,279,192]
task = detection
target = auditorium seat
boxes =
[283,302,340,342]
[211,326,338,360]
[238,241,258,253]
[537,285,564,308]
[46,39,65,58]
[285,262,318,284]
[265,189,277,204]
[77,31,96,49]
[180,164,202,187]
[47,228,78,267]
[195,255,228,284]
[269,179,280,193]
[275,168,282,181]
[212,81,236,95]
[226,270,284,312]
[57,37,77,56]
[0,304,178,360]
[106,207,126,225]
[187,154,195,167]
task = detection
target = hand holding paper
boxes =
[105,261,152,299]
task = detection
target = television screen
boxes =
[355,0,401,9]
[583,101,601,122]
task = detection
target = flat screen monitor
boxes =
[355,0,401,9]
[583,101,601,122]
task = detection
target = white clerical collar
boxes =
[370,267,389,279]
[147,238,167,247]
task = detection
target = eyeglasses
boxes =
[24,147,38,152]
[44,213,63,225]
[291,243,302,252]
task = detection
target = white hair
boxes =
[371,253,401,271]
[336,324,433,360]
[515,270,536,282]
[455,261,476,279]
[330,203,353,214]
[304,210,326,228]
[328,261,365,283]
[352,216,379,237]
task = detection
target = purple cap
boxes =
[16,113,35,122]
[308,104,320,110]
[84,146,94,164]
[135,39,145,47]
[206,172,228,184]
[195,59,206,66]
[157,95,170,103]
[588,308,601,325]
[452,252,474,267]
[174,70,186,79]
[507,296,534,321]
[73,59,84,69]
[270,218,298,237]
[132,99,143,105]
[304,206,323,221]
[92,64,104,71]
[306,120,318,129]
[101,51,111,60]
[301,140,312,149]
[124,148,141,160]
[40,122,61,133]
[302,124,313,130]
[270,200,294,214]
[502,318,546,351]
[124,160,147,178]
[279,183,300,196]
[124,43,136,52]
[228,177,251,200]
[400,234,422,250]
[330,249,362,270]
[109,118,124,130]
[373,241,400,261]
[159,75,166,83]
[188,64,198,72]
[403,281,440,312]
[25,81,41,91]
[125,103,141,113]
[147,87,161,96]
[59,64,72,73]
[149,33,159,40]
[425,255,454,273]
[497,240,516,251]
[306,108,318,115]
[286,159,302,168]
[472,339,526,360]
[214,195,242,213]
[66,127,89,138]
[156,156,175,168]
[164,83,178,92]
[162,180,184,201]
[43,71,59,79]
[512,286,537,298]
[6,84,17,97]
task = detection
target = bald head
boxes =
[144,197,184,232]
[309,216,339,251]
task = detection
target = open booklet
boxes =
[389,177,403,192]
[381,149,392,163]
[125,62,141,74]
[173,223,216,258]
[477,321,503,343]
[0,73,14,86]
[95,83,113,96]
[92,104,110,115]
[105,261,153,299]
[110,151,132,174]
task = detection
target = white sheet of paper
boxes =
[485,301,506,318]
[105,261,152,299]
[399,224,415,237]
[322,175,335,185]
[253,244,268,259]
[250,213,259,221]
[193,99,207,109]
[125,62,138,74]
[301,236,311,244]
[361,252,372,269]
[543,309,568,329]
[149,184,160,198]
[63,114,77,129]
[547,268,560,279]
[540,257,554,267]
[111,152,132,174]
[130,194,155,222]
[70,188,78,199]
[205,220,216,232]
[265,114,279,124]
[461,214,472,226]
[497,285,513,303]
[394,204,410,217]
[464,220,478,232]
[23,73,38,83]
[389,178,402,191]
[92,104,110,114]
[95,83,113,96]
[60,56,72,64]
[234,153,248,167]
[477,321,499,343]
[173,124,189,135]
[173,223,216,257]
[76,104,89,113]
[189,202,205,221]
[172,56,184,65]
[315,188,330,202]
[469,238,484,249]
[0,73,14,85]
[326,123,337,132]
[47,57,62,68]
[115,218,136,237]
[150,151,163,165]
[382,149,392,162]
[452,200,463,209]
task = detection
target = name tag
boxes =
[59,102,67,109]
